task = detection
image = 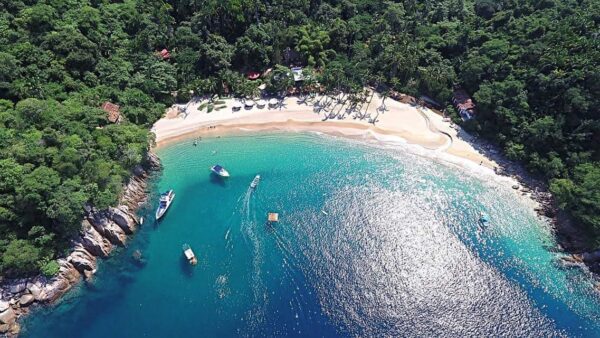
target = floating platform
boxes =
[268,212,279,222]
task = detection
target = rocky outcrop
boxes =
[19,295,34,307]
[0,152,160,336]
[79,222,113,257]
[68,247,97,275]
[88,211,127,246]
[109,206,137,234]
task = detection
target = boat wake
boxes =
[239,186,267,331]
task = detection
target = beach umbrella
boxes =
[245,100,255,107]
[257,99,267,108]
[269,98,279,107]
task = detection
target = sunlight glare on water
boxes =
[21,133,600,337]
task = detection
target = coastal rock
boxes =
[110,207,136,234]
[80,222,113,257]
[19,294,35,307]
[0,300,8,312]
[27,283,48,302]
[68,247,97,274]
[43,260,81,303]
[582,250,600,263]
[8,282,26,294]
[0,307,15,324]
[88,212,127,246]
[103,222,127,246]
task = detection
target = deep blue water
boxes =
[21,133,600,337]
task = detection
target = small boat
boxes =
[211,165,230,177]
[139,216,144,224]
[155,190,175,220]
[182,244,197,265]
[250,174,261,188]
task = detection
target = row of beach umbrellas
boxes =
[232,98,280,110]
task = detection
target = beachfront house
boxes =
[101,101,121,123]
[291,67,304,82]
[453,89,477,121]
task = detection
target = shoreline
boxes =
[153,93,597,267]
[0,154,160,336]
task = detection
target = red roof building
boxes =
[101,101,122,123]
[247,71,261,80]
[158,48,171,60]
[453,89,476,120]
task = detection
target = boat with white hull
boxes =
[155,190,175,220]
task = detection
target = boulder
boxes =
[28,283,48,302]
[0,308,15,324]
[0,300,8,312]
[19,294,35,307]
[88,212,127,246]
[110,207,136,234]
[80,222,113,257]
[103,222,127,246]
[44,260,81,303]
[0,323,9,334]
[8,282,26,294]
[68,248,97,274]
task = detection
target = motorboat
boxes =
[155,190,175,220]
[182,244,197,265]
[250,174,261,188]
[211,165,230,177]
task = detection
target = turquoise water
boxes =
[22,133,600,337]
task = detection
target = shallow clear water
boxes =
[22,133,600,337]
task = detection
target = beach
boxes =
[152,92,496,170]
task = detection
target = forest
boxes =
[0,0,598,276]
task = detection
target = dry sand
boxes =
[153,91,497,170]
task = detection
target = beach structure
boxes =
[182,244,197,265]
[232,101,242,112]
[453,89,476,121]
[291,67,304,82]
[256,99,266,109]
[247,71,260,80]
[101,101,121,123]
[244,100,255,109]
[268,212,279,223]
[268,98,279,108]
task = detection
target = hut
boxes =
[453,89,477,121]
[244,100,255,109]
[247,71,261,80]
[268,98,279,108]
[101,101,121,123]
[291,67,304,82]
[158,48,171,60]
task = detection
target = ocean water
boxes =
[21,133,600,337]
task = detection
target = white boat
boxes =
[182,243,197,265]
[155,190,175,220]
[250,174,261,188]
[211,165,230,177]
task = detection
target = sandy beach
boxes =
[153,92,498,170]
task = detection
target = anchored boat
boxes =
[182,244,197,265]
[250,174,261,188]
[211,164,230,177]
[155,190,175,220]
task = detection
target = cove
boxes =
[21,133,600,337]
